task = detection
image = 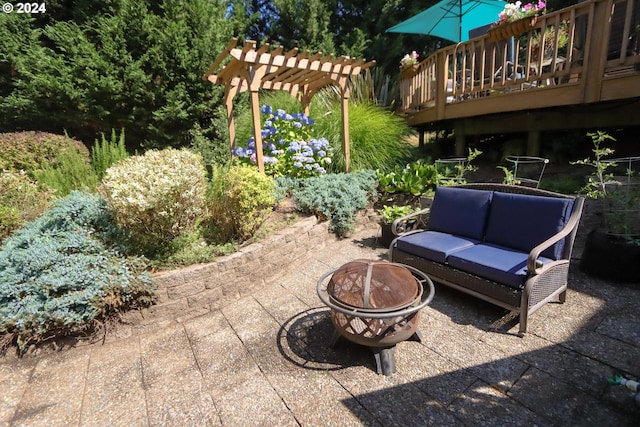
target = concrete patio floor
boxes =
[1,223,639,426]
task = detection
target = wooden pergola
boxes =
[203,38,375,172]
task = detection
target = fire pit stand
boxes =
[317,259,435,375]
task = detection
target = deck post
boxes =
[526,130,541,156]
[454,124,466,157]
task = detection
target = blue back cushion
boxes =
[484,192,574,259]
[428,187,493,240]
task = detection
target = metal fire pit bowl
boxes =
[317,259,435,375]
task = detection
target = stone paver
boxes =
[1,222,639,426]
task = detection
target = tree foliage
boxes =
[0,0,233,149]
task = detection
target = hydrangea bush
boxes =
[233,105,333,178]
[99,148,207,255]
[0,191,156,352]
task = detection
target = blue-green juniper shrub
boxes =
[0,191,156,353]
[292,170,378,236]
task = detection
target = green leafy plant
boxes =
[33,146,99,196]
[0,191,156,353]
[571,131,640,245]
[293,170,378,236]
[571,131,617,199]
[91,129,129,181]
[0,171,54,242]
[98,148,207,257]
[436,148,482,186]
[497,165,521,185]
[207,164,277,241]
[377,205,420,224]
[0,131,90,176]
[377,160,438,196]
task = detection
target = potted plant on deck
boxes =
[377,205,422,248]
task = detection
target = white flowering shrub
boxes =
[99,148,207,255]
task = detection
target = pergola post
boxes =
[224,85,238,152]
[340,80,351,173]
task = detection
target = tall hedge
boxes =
[0,0,235,149]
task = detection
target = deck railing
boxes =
[399,0,640,118]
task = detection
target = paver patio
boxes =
[1,219,639,426]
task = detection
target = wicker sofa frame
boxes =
[388,184,585,336]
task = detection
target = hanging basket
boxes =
[487,17,538,42]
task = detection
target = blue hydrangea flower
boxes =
[261,105,273,115]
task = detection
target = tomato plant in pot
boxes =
[572,131,640,283]
[377,205,422,248]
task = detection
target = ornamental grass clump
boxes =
[0,191,156,353]
[99,148,207,257]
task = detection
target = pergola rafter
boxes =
[203,38,375,172]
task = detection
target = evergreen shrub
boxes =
[293,170,378,236]
[99,148,207,256]
[0,171,54,242]
[208,164,276,241]
[0,131,90,175]
[0,191,156,352]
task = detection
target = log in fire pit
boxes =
[316,259,435,375]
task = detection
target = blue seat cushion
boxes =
[447,244,554,289]
[396,231,479,264]
[484,192,574,260]
[428,186,493,240]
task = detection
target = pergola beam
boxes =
[203,38,375,173]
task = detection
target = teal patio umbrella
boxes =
[387,0,507,43]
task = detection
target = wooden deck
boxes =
[399,0,640,155]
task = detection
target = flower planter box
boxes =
[401,64,419,78]
[487,17,538,42]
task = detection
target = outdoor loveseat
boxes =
[389,184,585,335]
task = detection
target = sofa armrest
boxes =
[391,207,430,236]
[527,197,585,274]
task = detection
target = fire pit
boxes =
[316,259,435,375]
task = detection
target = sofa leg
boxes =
[559,290,567,303]
[518,310,528,337]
